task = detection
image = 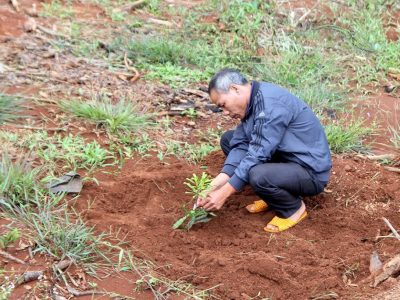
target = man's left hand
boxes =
[200,183,236,211]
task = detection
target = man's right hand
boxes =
[196,173,230,207]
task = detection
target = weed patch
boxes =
[389,125,400,150]
[1,132,115,177]
[0,228,20,249]
[158,140,217,164]
[40,0,75,19]
[0,94,22,124]
[60,96,154,134]
[323,117,372,153]
[144,63,208,88]
[0,154,40,205]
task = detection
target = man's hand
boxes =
[196,173,230,208]
[197,182,236,211]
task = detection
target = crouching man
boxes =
[197,68,332,233]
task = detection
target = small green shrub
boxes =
[173,173,215,230]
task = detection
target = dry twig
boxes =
[382,217,400,241]
[66,285,106,297]
[37,25,68,39]
[123,52,140,83]
[16,270,44,286]
[55,260,73,271]
[373,254,400,287]
[147,18,174,27]
[0,249,26,265]
[12,125,66,132]
[10,0,20,12]
[364,154,396,161]
[121,0,145,11]
[182,88,209,99]
[383,166,400,174]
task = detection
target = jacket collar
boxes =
[243,81,259,120]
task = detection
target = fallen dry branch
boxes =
[66,285,106,297]
[10,0,20,12]
[16,270,44,286]
[383,166,400,174]
[11,125,66,132]
[37,25,68,39]
[182,88,209,99]
[388,72,400,81]
[373,254,400,287]
[123,52,140,83]
[364,154,397,161]
[30,97,58,105]
[54,260,73,272]
[382,217,400,241]
[0,249,26,265]
[121,0,145,11]
[147,18,174,27]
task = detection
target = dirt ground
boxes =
[75,151,400,299]
[1,0,400,299]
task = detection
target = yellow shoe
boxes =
[264,211,308,233]
[246,200,268,213]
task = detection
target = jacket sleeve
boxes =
[228,104,293,191]
[221,123,249,177]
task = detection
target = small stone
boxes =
[384,84,396,93]
[197,111,207,118]
[195,240,205,248]
[187,121,196,127]
[232,239,240,246]
[221,239,231,246]
[217,258,226,266]
[23,18,37,32]
[238,232,246,239]
[344,165,352,172]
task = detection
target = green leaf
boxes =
[172,215,189,229]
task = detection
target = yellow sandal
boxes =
[264,211,308,233]
[246,200,269,213]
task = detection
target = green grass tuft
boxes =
[0,94,22,124]
[40,0,75,19]
[59,96,154,133]
[323,117,372,153]
[389,125,400,150]
[0,192,116,273]
[0,154,40,205]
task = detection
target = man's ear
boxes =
[229,84,240,94]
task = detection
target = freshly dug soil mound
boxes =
[80,152,400,299]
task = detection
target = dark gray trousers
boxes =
[221,130,325,218]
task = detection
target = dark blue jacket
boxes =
[222,81,332,191]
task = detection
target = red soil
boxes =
[78,151,400,299]
[1,0,399,298]
[0,9,26,37]
[353,94,400,155]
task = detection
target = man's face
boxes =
[210,85,248,119]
